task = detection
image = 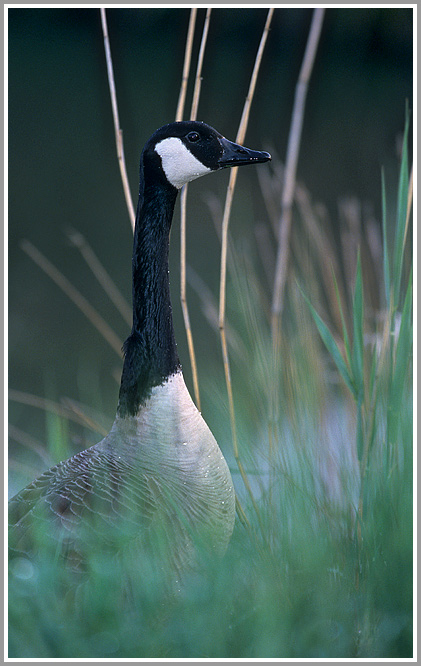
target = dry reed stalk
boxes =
[186,248,247,361]
[9,390,108,435]
[271,8,325,345]
[190,8,211,121]
[100,8,136,231]
[8,425,53,467]
[175,8,197,122]
[60,398,111,436]
[179,186,202,409]
[10,12,132,474]
[254,221,276,292]
[20,240,123,356]
[256,158,285,237]
[177,9,212,409]
[67,228,132,326]
[294,183,346,334]
[218,8,274,527]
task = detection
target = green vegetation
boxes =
[8,8,412,658]
[8,111,412,658]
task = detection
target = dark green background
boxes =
[8,7,413,493]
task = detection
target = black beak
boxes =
[218,137,271,169]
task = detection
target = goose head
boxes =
[141,120,271,190]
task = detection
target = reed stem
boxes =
[100,8,136,231]
[219,8,274,527]
[178,9,212,409]
[271,8,325,345]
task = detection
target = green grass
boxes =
[8,110,412,658]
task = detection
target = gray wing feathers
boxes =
[8,449,157,558]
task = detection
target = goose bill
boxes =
[218,137,271,168]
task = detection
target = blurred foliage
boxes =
[8,112,413,657]
[8,7,413,658]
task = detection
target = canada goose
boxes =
[9,121,271,582]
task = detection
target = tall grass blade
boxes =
[351,253,364,400]
[332,269,352,369]
[391,108,410,311]
[389,270,413,433]
[381,168,390,310]
[302,291,355,398]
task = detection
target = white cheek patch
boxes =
[155,137,212,189]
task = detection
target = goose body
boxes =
[9,121,271,580]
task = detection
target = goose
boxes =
[9,121,271,583]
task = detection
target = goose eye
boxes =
[187,131,200,143]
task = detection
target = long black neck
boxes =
[117,168,180,417]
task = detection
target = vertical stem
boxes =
[178,9,212,409]
[235,8,275,145]
[190,8,212,122]
[180,185,201,410]
[175,8,197,122]
[403,165,413,253]
[219,9,274,526]
[100,8,136,231]
[271,8,325,344]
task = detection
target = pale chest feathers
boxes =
[101,372,233,493]
[98,371,235,553]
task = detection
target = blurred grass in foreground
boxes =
[8,113,412,658]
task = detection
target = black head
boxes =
[142,121,271,190]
